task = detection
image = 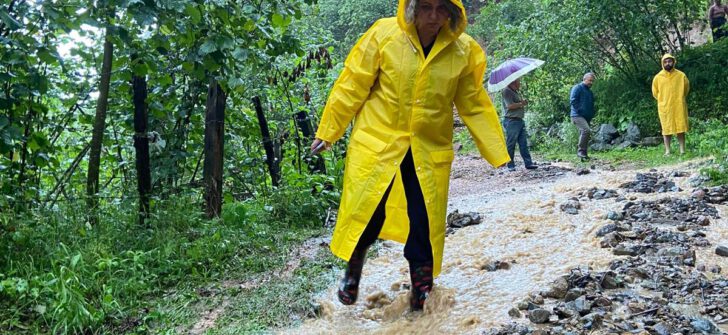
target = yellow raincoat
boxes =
[651,54,690,135]
[315,0,509,277]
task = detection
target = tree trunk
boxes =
[86,29,114,223]
[252,96,280,187]
[132,58,151,226]
[203,79,226,219]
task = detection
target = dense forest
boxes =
[1,0,727,333]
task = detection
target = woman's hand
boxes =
[310,138,331,155]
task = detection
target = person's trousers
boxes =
[354,149,432,266]
[711,17,727,42]
[571,116,591,157]
[503,118,533,168]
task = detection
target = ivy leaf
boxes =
[271,13,287,29]
[199,39,217,55]
[0,9,22,31]
[185,5,201,25]
[37,48,60,65]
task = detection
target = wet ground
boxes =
[279,154,728,335]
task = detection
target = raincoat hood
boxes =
[661,53,676,71]
[397,0,468,43]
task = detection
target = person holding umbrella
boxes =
[310,0,509,311]
[501,78,537,171]
[487,57,544,171]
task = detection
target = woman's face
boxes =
[415,0,450,38]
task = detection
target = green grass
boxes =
[0,187,339,334]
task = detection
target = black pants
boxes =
[712,17,727,42]
[353,149,433,265]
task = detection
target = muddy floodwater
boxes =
[280,155,728,334]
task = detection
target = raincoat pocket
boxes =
[430,149,455,165]
[351,129,388,153]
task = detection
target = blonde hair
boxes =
[404,0,462,31]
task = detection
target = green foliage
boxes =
[0,193,330,333]
[314,0,397,56]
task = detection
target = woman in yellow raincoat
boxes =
[651,54,690,155]
[311,0,509,310]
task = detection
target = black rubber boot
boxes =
[337,247,368,305]
[409,262,433,311]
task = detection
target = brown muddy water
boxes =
[279,156,728,334]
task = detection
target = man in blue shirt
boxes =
[570,73,596,161]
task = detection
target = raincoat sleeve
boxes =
[651,76,659,100]
[684,75,690,96]
[315,21,382,143]
[453,39,510,168]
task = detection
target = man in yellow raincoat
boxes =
[310,0,509,310]
[651,54,690,155]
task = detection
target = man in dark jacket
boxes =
[570,73,595,161]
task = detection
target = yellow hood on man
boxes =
[316,0,509,277]
[652,54,690,135]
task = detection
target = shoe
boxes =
[507,166,516,172]
[525,165,538,170]
[337,248,368,305]
[409,262,433,311]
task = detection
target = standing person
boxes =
[502,78,537,171]
[569,73,596,161]
[708,0,728,41]
[310,0,509,311]
[652,54,690,156]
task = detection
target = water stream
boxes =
[281,158,728,334]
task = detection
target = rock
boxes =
[601,272,623,289]
[688,173,711,187]
[653,322,672,335]
[573,296,592,315]
[508,307,522,318]
[576,168,590,175]
[447,210,483,228]
[692,189,706,200]
[530,294,544,305]
[544,277,569,299]
[517,300,530,310]
[624,123,641,143]
[613,244,642,256]
[600,232,624,248]
[690,318,717,333]
[606,211,623,221]
[528,308,551,324]
[716,246,728,257]
[596,224,618,237]
[640,136,662,146]
[593,296,612,307]
[560,198,581,215]
[580,312,603,329]
[564,288,585,302]
[595,124,619,144]
[710,265,722,274]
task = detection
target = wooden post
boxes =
[252,96,280,187]
[203,79,226,218]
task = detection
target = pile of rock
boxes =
[560,198,581,215]
[692,185,728,204]
[578,187,619,200]
[445,210,483,235]
[619,173,681,193]
[489,173,727,334]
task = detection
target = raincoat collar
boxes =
[661,53,676,73]
[397,0,468,63]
